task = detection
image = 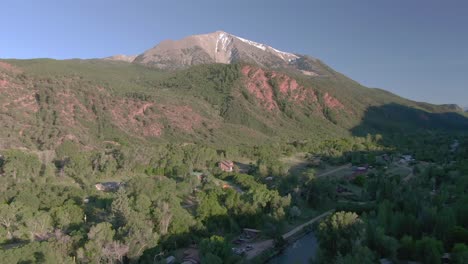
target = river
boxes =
[268,232,318,264]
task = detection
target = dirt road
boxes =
[317,163,351,177]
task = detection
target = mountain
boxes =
[464,106,468,112]
[1,32,467,151]
[132,31,326,76]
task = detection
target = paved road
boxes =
[245,210,334,260]
[282,210,333,240]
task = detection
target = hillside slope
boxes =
[1,58,467,152]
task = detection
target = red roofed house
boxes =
[219,160,234,172]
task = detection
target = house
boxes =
[95,182,121,192]
[218,160,234,172]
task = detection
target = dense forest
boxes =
[1,131,467,263]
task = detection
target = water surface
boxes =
[268,232,318,264]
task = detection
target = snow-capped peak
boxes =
[230,33,299,61]
[216,31,232,52]
[211,31,298,62]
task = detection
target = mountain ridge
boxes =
[104,31,326,76]
[1,31,467,151]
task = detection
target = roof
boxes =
[219,160,234,167]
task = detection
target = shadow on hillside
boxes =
[350,103,468,137]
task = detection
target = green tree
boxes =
[200,235,232,263]
[83,222,116,263]
[51,202,84,230]
[335,245,375,264]
[452,243,468,264]
[415,236,443,264]
[398,235,416,260]
[0,203,20,241]
[317,211,364,259]
[112,188,131,228]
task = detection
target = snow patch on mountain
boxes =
[235,36,267,51]
[232,34,298,61]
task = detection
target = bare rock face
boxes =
[132,31,321,72]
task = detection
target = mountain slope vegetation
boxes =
[1,58,466,152]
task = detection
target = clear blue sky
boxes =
[1,0,467,106]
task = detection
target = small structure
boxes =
[165,256,176,264]
[191,171,204,181]
[441,253,451,263]
[400,155,414,163]
[450,140,460,152]
[309,156,322,166]
[355,166,368,172]
[347,166,368,181]
[242,228,261,240]
[95,182,121,192]
[218,160,234,172]
[382,154,391,162]
[182,247,200,264]
[336,186,350,194]
[0,154,4,173]
[379,259,393,264]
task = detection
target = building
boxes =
[218,160,234,172]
